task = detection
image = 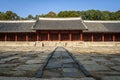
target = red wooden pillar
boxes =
[48,32,50,41]
[37,33,39,41]
[5,34,7,41]
[80,33,83,41]
[92,33,94,42]
[102,33,104,42]
[59,32,61,41]
[113,34,115,42]
[26,33,28,41]
[15,33,18,41]
[69,32,72,41]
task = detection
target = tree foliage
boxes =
[0,10,120,20]
[58,11,79,17]
[0,11,20,20]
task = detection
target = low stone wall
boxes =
[0,41,35,46]
[85,42,120,47]
[0,41,120,47]
[36,41,120,47]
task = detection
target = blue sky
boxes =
[0,0,120,17]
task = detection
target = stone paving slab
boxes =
[110,58,120,62]
[63,63,78,68]
[83,64,110,71]
[0,68,12,74]
[0,64,19,68]
[96,61,114,65]
[80,61,97,65]
[0,70,27,77]
[101,76,120,80]
[42,70,61,78]
[0,56,20,63]
[46,62,62,69]
[14,64,42,71]
[91,71,120,77]
[110,66,120,71]
[93,58,108,62]
[63,68,79,72]
[62,59,74,64]
[63,72,83,78]
[26,60,45,64]
[0,77,96,80]
[76,57,92,61]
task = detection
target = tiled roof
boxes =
[0,21,36,33]
[33,18,87,30]
[84,21,120,32]
[0,19,120,33]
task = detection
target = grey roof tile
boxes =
[33,19,87,30]
[0,21,36,33]
[84,21,120,32]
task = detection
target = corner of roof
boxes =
[31,20,39,29]
[81,19,88,30]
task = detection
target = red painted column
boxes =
[48,32,50,41]
[69,32,72,41]
[59,32,61,41]
[26,33,28,41]
[80,33,83,41]
[5,34,7,41]
[102,33,104,42]
[113,34,115,42]
[92,33,94,42]
[37,33,39,41]
[15,34,17,41]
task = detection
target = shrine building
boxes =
[0,17,120,42]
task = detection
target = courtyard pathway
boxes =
[41,47,86,78]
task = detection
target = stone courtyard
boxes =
[66,47,120,80]
[0,47,55,77]
[0,46,120,80]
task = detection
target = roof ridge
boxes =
[0,20,36,23]
[39,17,82,20]
[84,20,120,23]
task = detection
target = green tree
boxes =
[58,11,80,17]
[47,11,57,17]
[28,14,34,20]
[5,11,20,20]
